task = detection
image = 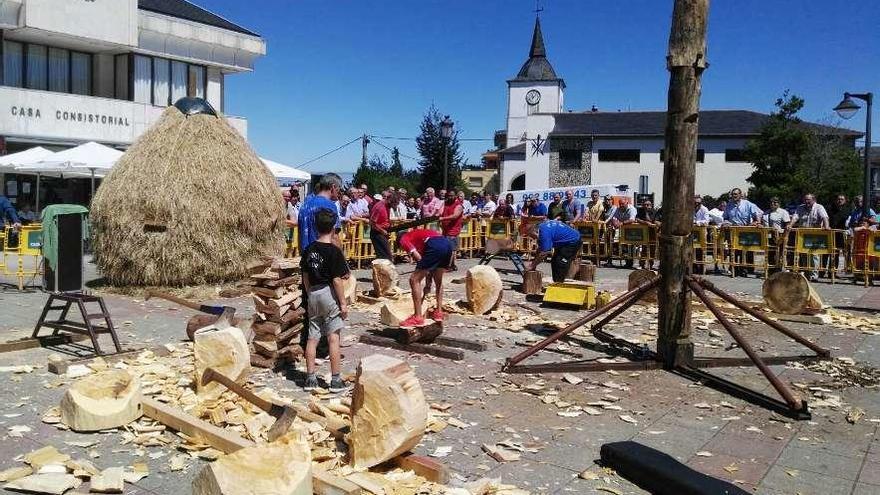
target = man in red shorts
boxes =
[397,228,454,327]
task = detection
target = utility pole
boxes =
[657,0,709,368]
[361,134,369,169]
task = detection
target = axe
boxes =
[201,367,297,442]
[145,290,240,340]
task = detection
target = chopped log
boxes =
[576,262,596,283]
[250,354,283,370]
[628,269,659,304]
[522,270,544,295]
[271,258,300,271]
[762,272,824,315]
[253,340,280,358]
[343,275,358,305]
[265,275,301,288]
[485,238,515,255]
[142,397,254,454]
[379,297,416,327]
[252,286,286,299]
[193,323,251,400]
[187,314,244,341]
[388,453,449,484]
[251,320,282,336]
[59,370,142,432]
[466,265,503,315]
[371,259,399,296]
[270,290,300,309]
[89,467,124,494]
[348,354,428,469]
[394,321,443,345]
[192,429,312,495]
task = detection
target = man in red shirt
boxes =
[397,228,453,326]
[439,190,464,271]
[370,192,397,260]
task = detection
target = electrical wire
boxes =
[296,136,363,170]
[370,138,420,163]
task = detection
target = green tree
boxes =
[416,105,465,191]
[390,147,404,176]
[746,91,862,206]
[352,154,417,195]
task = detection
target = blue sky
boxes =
[204,0,879,175]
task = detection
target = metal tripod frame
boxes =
[501,275,831,419]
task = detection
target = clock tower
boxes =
[505,16,565,149]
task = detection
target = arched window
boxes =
[510,174,526,191]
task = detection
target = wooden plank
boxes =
[48,344,173,375]
[358,334,464,361]
[0,334,90,354]
[265,275,300,288]
[767,312,832,325]
[345,473,385,495]
[389,453,449,484]
[433,336,487,352]
[143,398,356,494]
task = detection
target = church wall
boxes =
[548,136,592,187]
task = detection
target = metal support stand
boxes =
[501,275,830,420]
[33,292,122,356]
[478,252,526,276]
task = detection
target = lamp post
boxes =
[440,116,454,191]
[834,91,873,216]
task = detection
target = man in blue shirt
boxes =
[722,188,762,226]
[1,195,21,230]
[528,220,582,282]
[298,173,343,252]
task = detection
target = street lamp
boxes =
[834,91,873,216]
[440,116,454,191]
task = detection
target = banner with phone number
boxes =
[501,184,629,205]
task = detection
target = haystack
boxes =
[91,98,285,286]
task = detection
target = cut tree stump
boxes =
[59,370,142,432]
[371,259,399,297]
[379,298,415,327]
[522,270,544,295]
[628,269,659,303]
[576,262,596,283]
[381,322,443,344]
[192,429,312,495]
[466,265,503,314]
[348,354,428,469]
[762,271,824,315]
[193,322,251,400]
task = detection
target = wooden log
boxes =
[656,0,708,368]
[388,453,449,484]
[191,429,312,495]
[575,262,596,283]
[193,323,251,400]
[59,370,142,432]
[48,345,171,375]
[379,298,415,327]
[394,321,443,345]
[522,270,544,295]
[371,259,399,296]
[187,314,244,341]
[762,272,824,315]
[348,355,428,469]
[628,269,659,304]
[485,238,515,255]
[466,265,503,315]
[358,334,465,361]
[0,334,89,355]
[342,275,358,305]
[252,286,286,299]
[432,335,488,352]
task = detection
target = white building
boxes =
[498,18,860,205]
[0,0,265,205]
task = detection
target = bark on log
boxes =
[193,323,251,400]
[466,265,503,314]
[628,269,659,304]
[192,429,312,495]
[348,354,428,469]
[522,270,544,295]
[576,262,596,283]
[762,272,824,315]
[59,370,142,432]
[371,259,399,296]
[393,321,443,344]
[186,314,244,341]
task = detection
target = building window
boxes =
[660,149,705,162]
[468,177,484,188]
[153,58,170,106]
[133,55,152,104]
[189,65,205,98]
[171,61,187,102]
[115,54,129,100]
[725,149,748,162]
[559,149,583,169]
[26,44,47,90]
[598,149,640,162]
[70,52,91,95]
[3,41,24,87]
[48,48,69,93]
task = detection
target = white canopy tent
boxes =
[260,158,311,182]
[13,142,123,209]
[0,146,54,174]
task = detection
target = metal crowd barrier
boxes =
[2,223,43,290]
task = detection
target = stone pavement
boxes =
[0,255,878,494]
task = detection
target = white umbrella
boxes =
[15,142,123,208]
[0,146,54,172]
[260,157,311,182]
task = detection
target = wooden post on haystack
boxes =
[657,0,709,368]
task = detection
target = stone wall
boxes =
[548,137,591,187]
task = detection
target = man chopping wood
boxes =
[396,228,454,327]
[528,219,582,283]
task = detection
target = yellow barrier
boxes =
[786,228,839,283]
[724,226,770,278]
[852,229,880,286]
[574,221,606,265]
[2,224,43,290]
[618,224,657,267]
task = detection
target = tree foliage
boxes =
[746,91,862,206]
[352,153,419,195]
[416,105,465,191]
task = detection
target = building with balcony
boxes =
[0,0,264,206]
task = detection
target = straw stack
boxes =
[248,257,305,369]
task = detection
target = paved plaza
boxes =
[1,256,879,494]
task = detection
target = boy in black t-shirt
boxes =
[300,209,350,392]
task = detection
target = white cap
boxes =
[373,194,383,201]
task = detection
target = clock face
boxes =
[526,89,541,105]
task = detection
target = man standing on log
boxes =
[528,219,582,283]
[397,228,453,327]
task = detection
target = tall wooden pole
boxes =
[657,0,709,368]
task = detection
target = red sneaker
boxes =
[429,309,445,322]
[399,315,425,327]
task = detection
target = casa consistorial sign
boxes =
[11,106,131,127]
